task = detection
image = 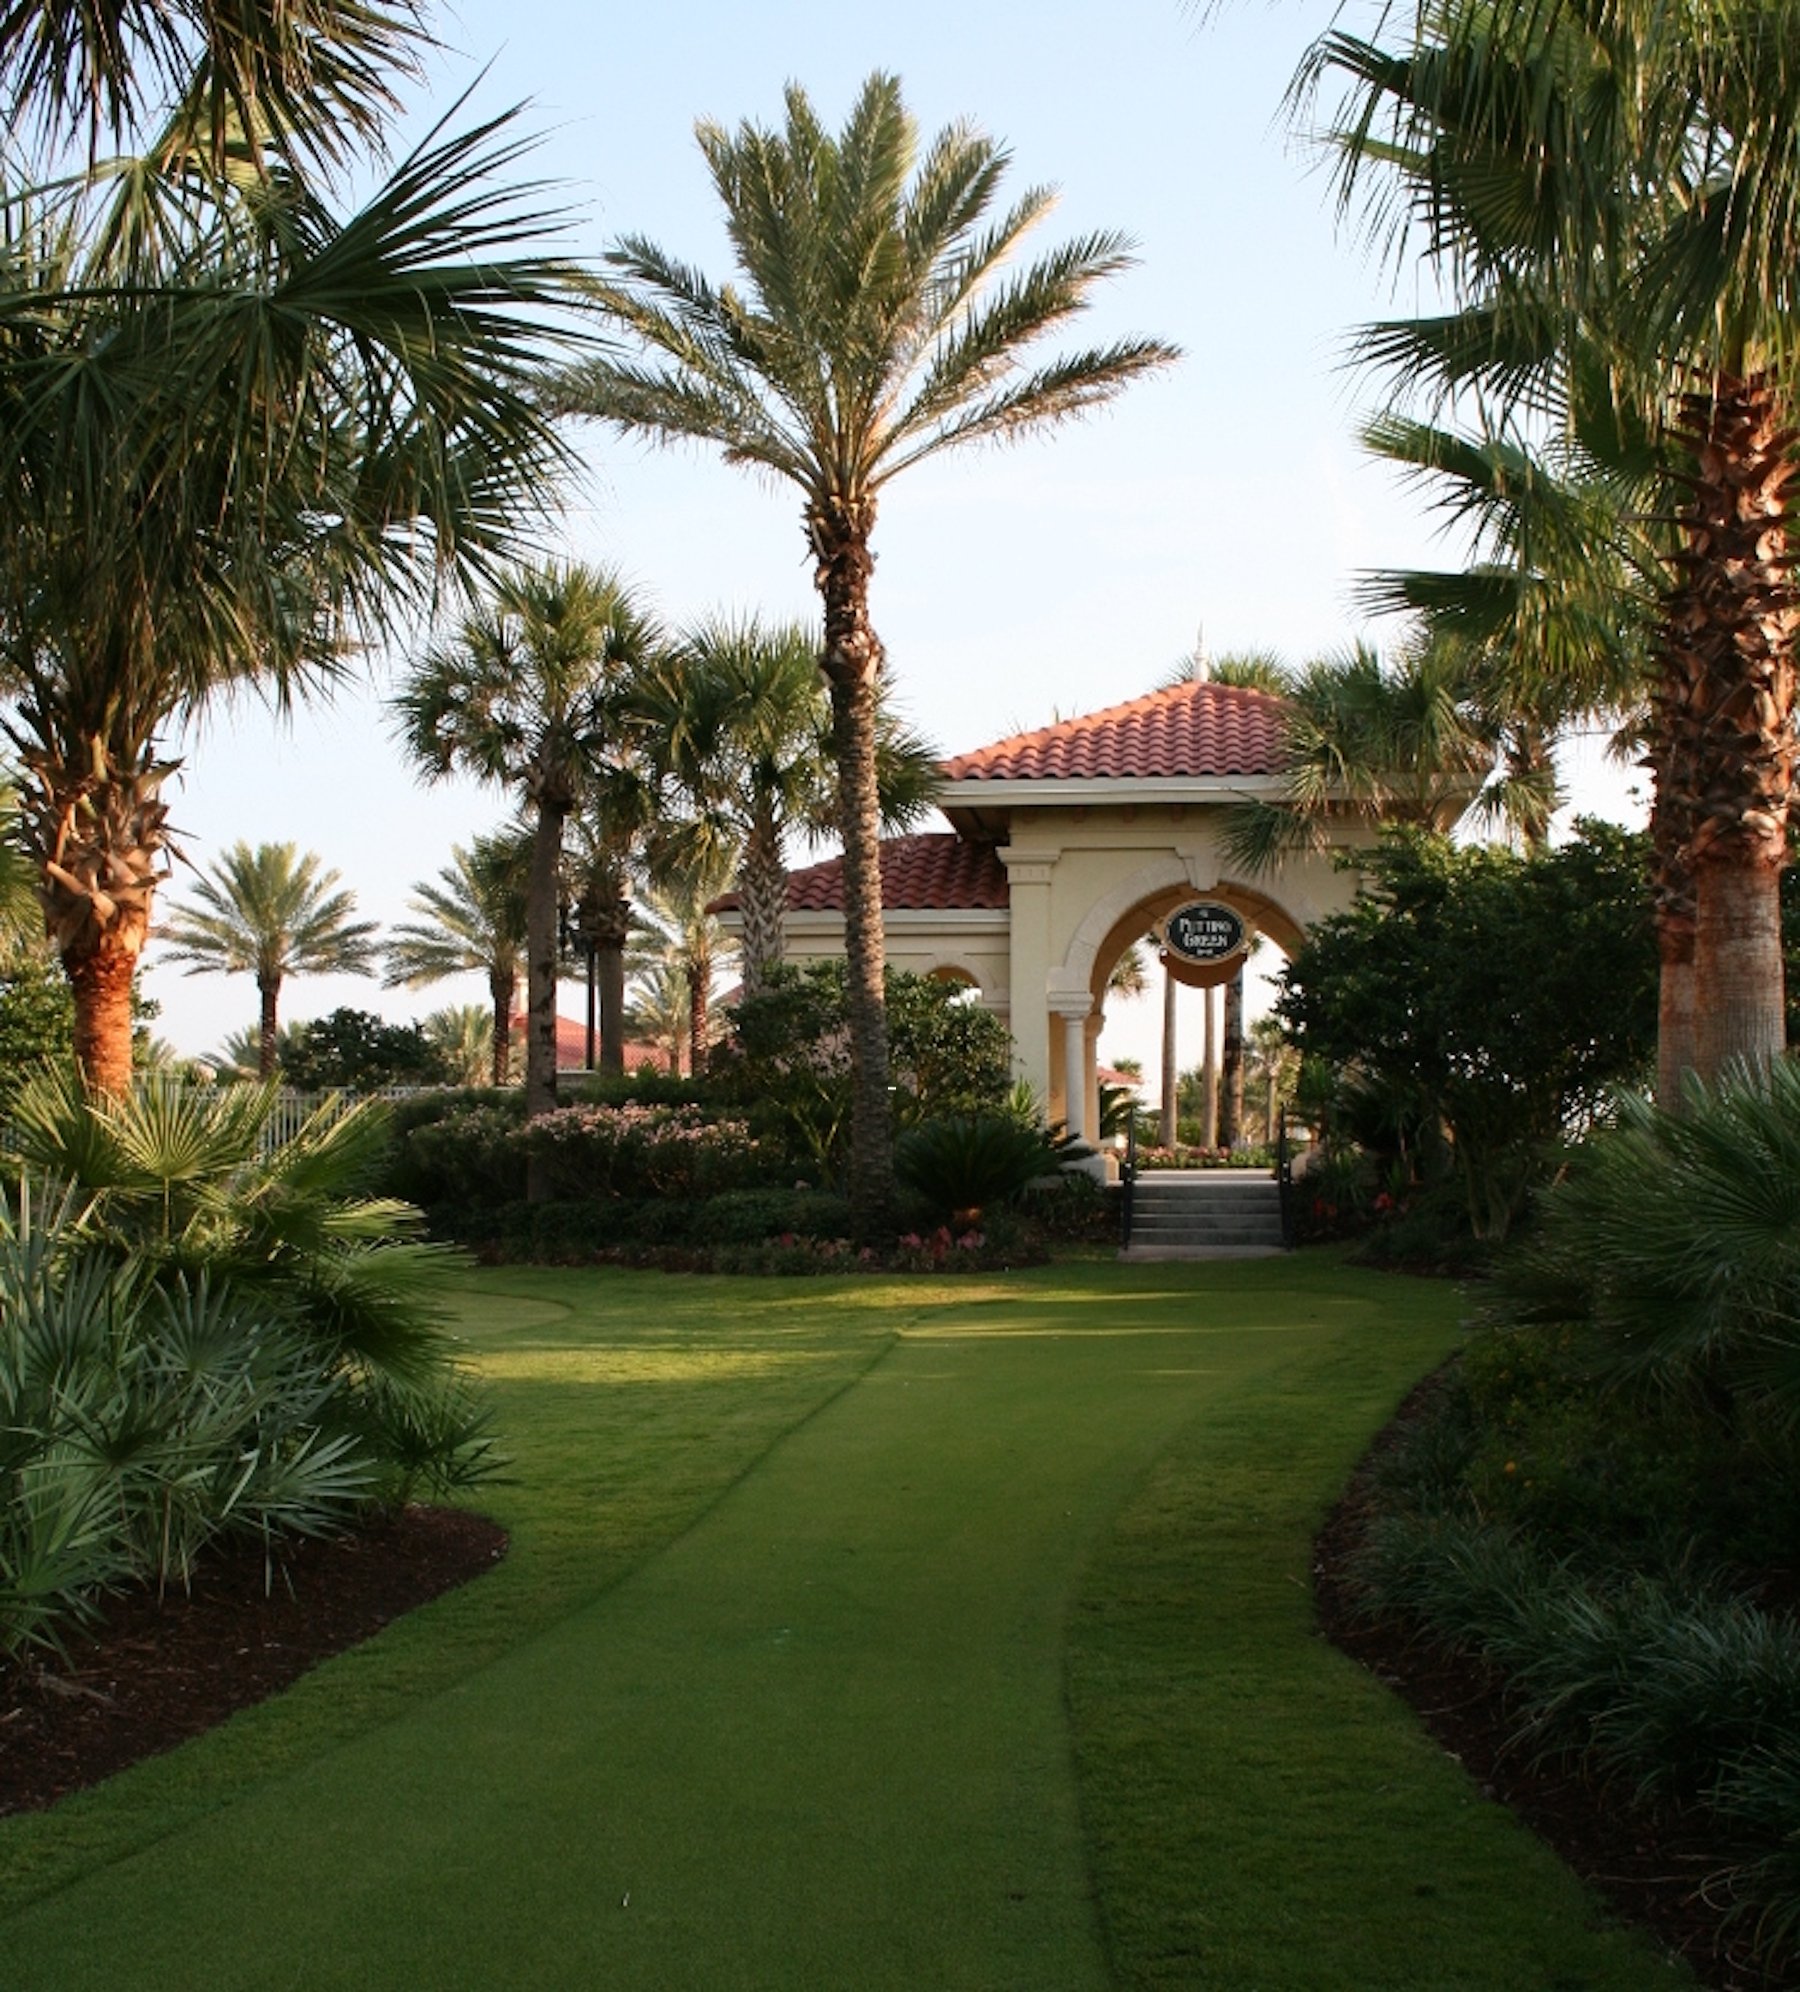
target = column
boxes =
[1052,992,1090,1146]
[1000,848,1057,1104]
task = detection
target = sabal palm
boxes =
[1310,0,1800,1076]
[393,565,661,1129]
[0,11,579,1096]
[159,842,377,1077]
[555,70,1177,1229]
[1220,640,1495,873]
[384,832,531,1087]
[638,617,941,996]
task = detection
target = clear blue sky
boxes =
[139,0,1642,1070]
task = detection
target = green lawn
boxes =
[0,1258,1686,1988]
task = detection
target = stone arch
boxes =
[1053,857,1308,1007]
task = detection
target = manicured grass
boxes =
[0,1259,1687,1987]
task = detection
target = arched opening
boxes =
[1077,883,1301,1162]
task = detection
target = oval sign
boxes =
[1163,900,1246,965]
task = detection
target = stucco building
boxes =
[718,678,1374,1147]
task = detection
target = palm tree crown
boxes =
[636,615,941,997]
[159,842,377,1077]
[0,6,582,1096]
[554,71,1177,1229]
[393,564,662,1137]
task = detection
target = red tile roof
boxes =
[510,1013,668,1071]
[715,833,1010,915]
[941,680,1287,782]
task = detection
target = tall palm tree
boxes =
[383,831,531,1087]
[636,616,942,997]
[158,842,378,1076]
[1309,0,1800,1077]
[553,71,1177,1231]
[0,10,581,1095]
[393,565,662,1142]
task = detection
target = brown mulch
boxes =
[0,1506,507,1819]
[1314,1373,1795,1992]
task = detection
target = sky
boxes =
[132,0,1646,1082]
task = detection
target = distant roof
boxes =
[509,1012,667,1072]
[713,833,1010,916]
[940,679,1287,783]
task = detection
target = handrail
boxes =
[1276,1109,1295,1250]
[1120,1111,1138,1250]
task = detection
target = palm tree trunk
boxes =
[64,934,139,1096]
[1669,372,1800,1079]
[1221,965,1245,1149]
[488,966,515,1087]
[590,900,630,1076]
[739,808,787,998]
[812,494,893,1236]
[31,751,166,1096]
[1159,962,1177,1149]
[258,977,280,1079]
[687,955,709,1077]
[1201,983,1219,1149]
[524,798,564,1200]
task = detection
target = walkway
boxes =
[0,1263,1678,1990]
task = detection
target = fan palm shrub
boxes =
[1495,1057,1800,1431]
[0,1068,498,1659]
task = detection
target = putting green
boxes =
[0,1261,1680,1988]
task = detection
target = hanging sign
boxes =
[1162,901,1247,966]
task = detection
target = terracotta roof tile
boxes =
[714,834,1009,916]
[941,680,1287,782]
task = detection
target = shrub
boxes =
[523,1101,764,1201]
[894,1112,1064,1224]
[0,1076,497,1659]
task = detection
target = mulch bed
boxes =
[1314,1373,1795,1992]
[0,1505,507,1819]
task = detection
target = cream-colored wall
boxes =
[1003,805,1372,1129]
[748,803,1371,1149]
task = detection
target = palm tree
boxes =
[393,565,662,1143]
[636,616,942,997]
[624,960,690,1077]
[563,767,664,1076]
[1220,639,1496,874]
[0,11,580,1095]
[1309,0,1800,1077]
[632,846,740,1080]
[421,1005,496,1089]
[384,832,531,1088]
[158,842,378,1076]
[553,71,1177,1231]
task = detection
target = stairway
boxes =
[1121,1168,1286,1260]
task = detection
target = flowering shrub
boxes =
[1136,1143,1277,1171]
[524,1101,762,1201]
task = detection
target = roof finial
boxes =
[1192,623,1210,682]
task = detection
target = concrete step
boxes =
[1122,1168,1287,1259]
